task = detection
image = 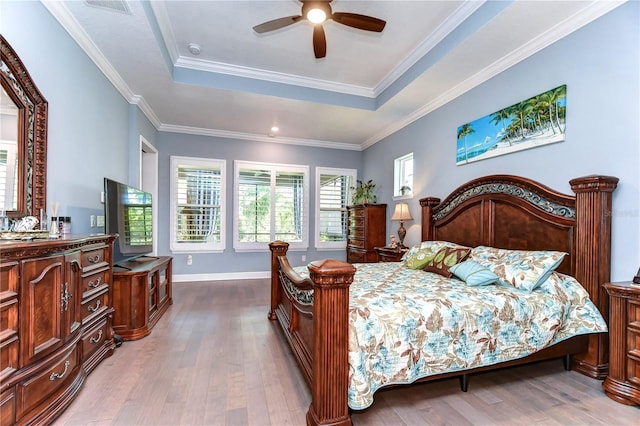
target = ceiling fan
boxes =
[253,0,386,59]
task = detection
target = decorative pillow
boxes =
[403,241,471,270]
[450,260,499,286]
[422,246,471,278]
[403,246,439,270]
[469,246,567,292]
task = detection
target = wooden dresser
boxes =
[0,234,117,425]
[112,256,173,341]
[603,281,640,405]
[346,204,386,263]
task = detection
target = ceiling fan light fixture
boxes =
[307,8,326,24]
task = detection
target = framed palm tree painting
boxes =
[456,85,566,165]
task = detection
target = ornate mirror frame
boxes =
[1,35,47,218]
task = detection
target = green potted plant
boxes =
[351,179,377,204]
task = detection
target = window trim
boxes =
[315,167,356,250]
[170,155,226,253]
[393,152,414,200]
[234,160,309,252]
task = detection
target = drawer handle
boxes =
[89,329,103,344]
[61,282,72,312]
[87,254,101,264]
[88,276,102,288]
[49,360,70,381]
[87,300,101,312]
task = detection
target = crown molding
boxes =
[147,0,180,64]
[362,0,627,149]
[41,0,138,103]
[175,57,375,98]
[372,1,485,97]
[158,123,363,151]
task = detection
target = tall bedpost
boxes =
[268,241,289,320]
[569,175,619,379]
[306,259,356,426]
[420,197,441,241]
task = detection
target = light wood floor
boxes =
[55,279,638,425]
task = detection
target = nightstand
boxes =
[374,246,408,262]
[602,281,640,405]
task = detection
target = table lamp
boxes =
[391,202,413,249]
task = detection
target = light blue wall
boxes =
[156,132,362,275]
[363,2,640,282]
[0,1,157,233]
[2,1,133,233]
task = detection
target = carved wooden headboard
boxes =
[420,174,618,378]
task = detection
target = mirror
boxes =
[0,35,47,219]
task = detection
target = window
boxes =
[394,153,414,198]
[0,141,18,211]
[315,167,356,250]
[170,156,226,252]
[234,160,309,252]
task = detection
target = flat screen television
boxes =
[104,178,153,266]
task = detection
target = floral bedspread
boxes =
[291,262,607,410]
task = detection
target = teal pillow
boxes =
[450,260,499,286]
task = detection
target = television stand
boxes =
[112,256,173,341]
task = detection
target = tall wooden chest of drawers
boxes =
[346,204,386,263]
[603,281,640,405]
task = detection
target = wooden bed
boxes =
[268,174,618,426]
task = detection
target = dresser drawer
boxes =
[81,246,109,272]
[349,227,365,239]
[16,345,80,419]
[81,318,108,362]
[349,207,364,218]
[0,389,15,426]
[81,288,109,325]
[348,238,365,249]
[349,217,364,228]
[0,331,18,381]
[0,261,18,295]
[81,269,109,297]
[347,249,366,263]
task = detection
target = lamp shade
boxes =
[391,202,413,222]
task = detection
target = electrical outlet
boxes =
[96,215,105,227]
[187,255,193,265]
[301,255,306,262]
[90,215,96,227]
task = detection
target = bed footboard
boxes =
[269,241,356,426]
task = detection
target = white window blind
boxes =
[170,156,226,252]
[234,161,308,251]
[315,167,356,250]
[122,187,153,246]
[0,142,18,211]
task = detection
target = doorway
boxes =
[139,136,158,256]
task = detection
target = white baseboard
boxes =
[173,270,270,283]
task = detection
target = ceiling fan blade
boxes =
[332,12,386,32]
[253,15,303,33]
[313,25,326,59]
